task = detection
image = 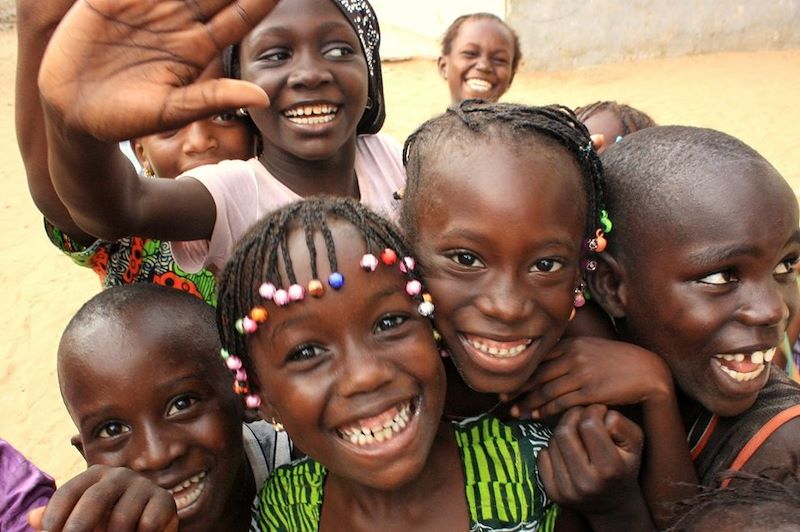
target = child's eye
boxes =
[460,50,478,58]
[167,396,198,416]
[698,271,738,285]
[531,258,563,273]
[288,344,324,362]
[211,112,238,124]
[492,56,510,65]
[374,314,408,333]
[323,45,354,59]
[260,49,291,62]
[775,256,799,275]
[96,422,131,439]
[447,250,485,268]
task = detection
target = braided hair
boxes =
[575,100,656,137]
[401,100,608,244]
[217,196,427,393]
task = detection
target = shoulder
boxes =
[178,159,260,189]
[254,458,325,531]
[737,408,800,479]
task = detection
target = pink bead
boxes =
[288,284,305,301]
[242,316,258,334]
[259,282,277,300]
[245,394,262,409]
[274,289,290,306]
[574,292,586,308]
[406,280,422,296]
[399,256,416,272]
[235,368,248,381]
[360,253,379,272]
[226,356,242,371]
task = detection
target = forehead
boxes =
[246,0,354,40]
[582,109,624,139]
[454,18,514,48]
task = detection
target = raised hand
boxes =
[38,0,276,141]
[28,465,178,532]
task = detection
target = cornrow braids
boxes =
[217,196,427,395]
[574,100,656,137]
[401,100,608,246]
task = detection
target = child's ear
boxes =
[70,434,87,461]
[587,252,628,319]
[590,134,607,155]
[437,56,448,80]
[130,139,148,167]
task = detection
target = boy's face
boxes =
[412,140,586,394]
[607,160,800,416]
[60,317,246,532]
[250,223,446,491]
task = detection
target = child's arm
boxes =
[37,0,274,242]
[538,404,654,531]
[27,465,178,532]
[514,337,697,528]
[15,0,96,246]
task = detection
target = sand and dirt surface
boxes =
[0,19,798,485]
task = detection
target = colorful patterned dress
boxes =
[251,415,557,531]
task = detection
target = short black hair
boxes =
[441,13,522,79]
[575,100,656,136]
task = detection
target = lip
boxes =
[162,470,208,515]
[463,78,495,94]
[333,397,421,458]
[457,332,539,374]
[708,346,775,397]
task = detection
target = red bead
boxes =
[380,248,398,265]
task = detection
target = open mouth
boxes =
[336,399,417,446]
[166,471,207,511]
[283,104,339,125]
[463,333,532,359]
[712,348,775,382]
[465,79,493,93]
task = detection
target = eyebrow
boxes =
[249,20,354,42]
[686,244,761,266]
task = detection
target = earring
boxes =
[143,164,155,178]
[574,285,586,308]
[270,418,285,432]
[236,107,249,117]
[365,97,374,110]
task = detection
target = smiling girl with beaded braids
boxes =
[215,196,650,531]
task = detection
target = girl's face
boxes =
[133,112,253,178]
[60,318,246,532]
[239,0,369,162]
[412,140,586,394]
[438,18,516,105]
[607,161,800,417]
[250,223,445,491]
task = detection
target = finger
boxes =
[575,405,626,476]
[536,449,561,502]
[604,409,644,455]
[27,506,46,530]
[542,436,578,502]
[39,467,115,532]
[205,0,279,50]
[137,489,179,532]
[525,384,586,420]
[105,477,174,531]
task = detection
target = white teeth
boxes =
[167,472,207,511]
[764,348,776,362]
[466,337,531,358]
[284,104,338,121]
[465,79,492,92]
[713,358,766,382]
[337,401,414,446]
[751,351,764,364]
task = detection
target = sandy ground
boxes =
[0,22,798,485]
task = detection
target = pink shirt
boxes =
[172,134,405,274]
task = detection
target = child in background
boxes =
[0,439,55,532]
[438,13,521,105]
[16,0,255,305]
[575,100,655,154]
[400,101,695,526]
[525,126,800,492]
[217,197,650,531]
[34,284,292,531]
[37,0,404,276]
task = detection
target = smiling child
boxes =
[438,13,521,105]
[216,197,649,531]
[45,284,292,531]
[36,0,404,276]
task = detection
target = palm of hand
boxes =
[38,0,274,140]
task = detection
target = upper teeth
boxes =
[167,471,207,511]
[465,79,492,92]
[714,348,776,365]
[714,360,766,382]
[337,401,413,446]
[284,104,338,117]
[167,471,206,495]
[466,337,531,358]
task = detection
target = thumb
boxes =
[604,409,644,456]
[160,78,269,130]
[27,506,46,530]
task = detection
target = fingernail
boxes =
[498,393,509,402]
[531,409,541,419]
[509,405,520,418]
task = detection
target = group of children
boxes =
[8,0,800,530]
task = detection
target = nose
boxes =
[334,340,394,398]
[129,422,185,474]
[287,49,333,89]
[474,272,533,325]
[475,53,492,72]
[735,278,790,329]
[181,121,217,155]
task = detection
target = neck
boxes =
[259,138,360,199]
[321,423,467,530]
[217,452,257,532]
[442,357,508,419]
